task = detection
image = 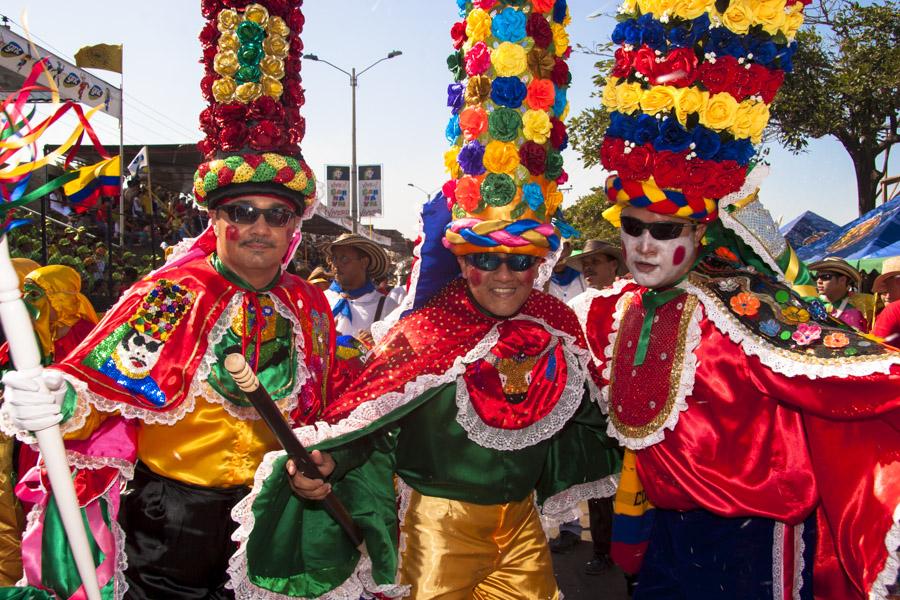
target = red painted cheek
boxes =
[225,225,240,241]
[672,245,686,266]
[469,269,483,287]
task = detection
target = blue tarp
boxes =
[779,211,838,249]
[795,194,900,263]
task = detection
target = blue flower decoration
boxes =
[523,183,544,210]
[552,86,568,117]
[633,114,660,145]
[654,117,692,153]
[759,319,780,337]
[692,126,721,160]
[808,299,829,322]
[458,141,486,176]
[491,76,528,109]
[751,40,777,66]
[456,0,468,17]
[491,8,527,42]
[715,140,755,165]
[553,0,567,24]
[447,83,465,114]
[637,14,666,50]
[445,114,461,144]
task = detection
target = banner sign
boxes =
[325,165,350,217]
[0,28,122,119]
[358,164,382,217]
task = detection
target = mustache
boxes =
[239,236,276,248]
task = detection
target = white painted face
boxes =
[113,329,164,378]
[619,206,706,289]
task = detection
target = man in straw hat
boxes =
[0,2,345,597]
[227,2,621,597]
[547,242,588,303]
[323,232,398,339]
[568,239,625,292]
[567,0,900,595]
[872,256,900,343]
[808,256,868,330]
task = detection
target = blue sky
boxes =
[3,0,897,238]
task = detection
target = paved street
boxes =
[551,534,630,600]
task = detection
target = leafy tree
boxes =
[563,188,620,248]
[568,43,615,170]
[769,0,900,215]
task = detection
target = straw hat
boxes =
[324,233,390,280]
[873,256,900,293]
[567,240,626,276]
[307,266,331,285]
[808,257,862,287]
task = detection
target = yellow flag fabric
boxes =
[74,44,123,74]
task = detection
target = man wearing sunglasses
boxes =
[0,3,347,596]
[808,257,868,331]
[569,178,900,598]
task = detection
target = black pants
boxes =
[119,463,250,600]
[588,496,613,557]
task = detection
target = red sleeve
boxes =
[872,302,900,342]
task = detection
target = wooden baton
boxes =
[223,353,366,551]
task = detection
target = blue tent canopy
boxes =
[779,211,838,250]
[796,194,900,264]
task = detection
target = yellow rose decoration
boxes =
[466,9,493,42]
[263,36,289,59]
[267,15,290,37]
[483,141,521,175]
[731,101,756,139]
[244,4,269,25]
[522,110,552,144]
[673,0,714,20]
[218,32,240,53]
[260,56,285,79]
[748,102,770,144]
[492,42,528,77]
[783,3,805,40]
[444,147,462,178]
[212,77,237,103]
[235,82,262,103]
[261,76,283,99]
[637,0,660,17]
[551,23,569,57]
[615,81,643,114]
[721,0,753,34]
[639,85,677,115]
[601,77,620,111]
[749,0,787,34]
[217,9,239,32]
[700,92,739,130]
[214,51,239,77]
[674,87,708,125]
[654,0,678,18]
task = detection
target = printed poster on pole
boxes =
[358,164,382,217]
[325,165,350,217]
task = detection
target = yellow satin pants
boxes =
[0,434,22,585]
[398,490,559,599]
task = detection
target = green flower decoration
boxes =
[545,150,564,180]
[481,173,517,207]
[488,108,522,142]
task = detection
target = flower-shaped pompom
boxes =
[244,3,270,26]
[491,77,528,109]
[519,141,547,176]
[263,35,290,58]
[527,47,556,79]
[523,182,545,210]
[451,20,468,50]
[492,8,527,42]
[444,147,462,178]
[459,106,489,141]
[550,23,569,57]
[214,51,240,77]
[492,42,528,77]
[458,140,487,175]
[456,175,483,212]
[465,76,492,106]
[466,9,493,42]
[532,0,556,13]
[483,141,521,175]
[488,107,522,142]
[447,83,465,114]
[522,110,552,144]
[465,42,492,77]
[481,173,517,207]
[213,77,238,103]
[218,9,241,32]
[526,13,553,48]
[526,79,556,111]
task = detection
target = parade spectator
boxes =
[809,257,869,330]
[872,257,900,344]
[547,242,587,303]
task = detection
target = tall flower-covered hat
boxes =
[441,0,576,258]
[193,0,315,212]
[599,0,808,226]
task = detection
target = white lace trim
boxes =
[535,244,563,291]
[680,279,900,378]
[539,474,620,535]
[65,451,135,481]
[567,279,634,367]
[717,166,788,283]
[63,371,196,426]
[112,515,129,599]
[454,339,586,451]
[870,503,900,600]
[602,296,703,451]
[228,450,408,599]
[773,521,785,600]
[395,477,413,577]
[792,521,805,600]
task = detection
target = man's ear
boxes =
[456,256,468,279]
[694,223,707,245]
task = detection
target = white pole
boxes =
[0,237,101,600]
[118,53,125,248]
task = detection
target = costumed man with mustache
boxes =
[0,2,345,597]
[224,2,621,597]
[569,0,900,596]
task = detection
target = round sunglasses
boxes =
[218,203,299,227]
[465,253,539,272]
[620,215,694,241]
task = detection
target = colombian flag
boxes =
[63,156,120,213]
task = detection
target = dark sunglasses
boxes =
[465,253,539,272]
[218,203,298,227]
[620,215,694,241]
[815,272,837,281]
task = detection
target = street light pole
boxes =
[406,182,436,200]
[304,51,402,234]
